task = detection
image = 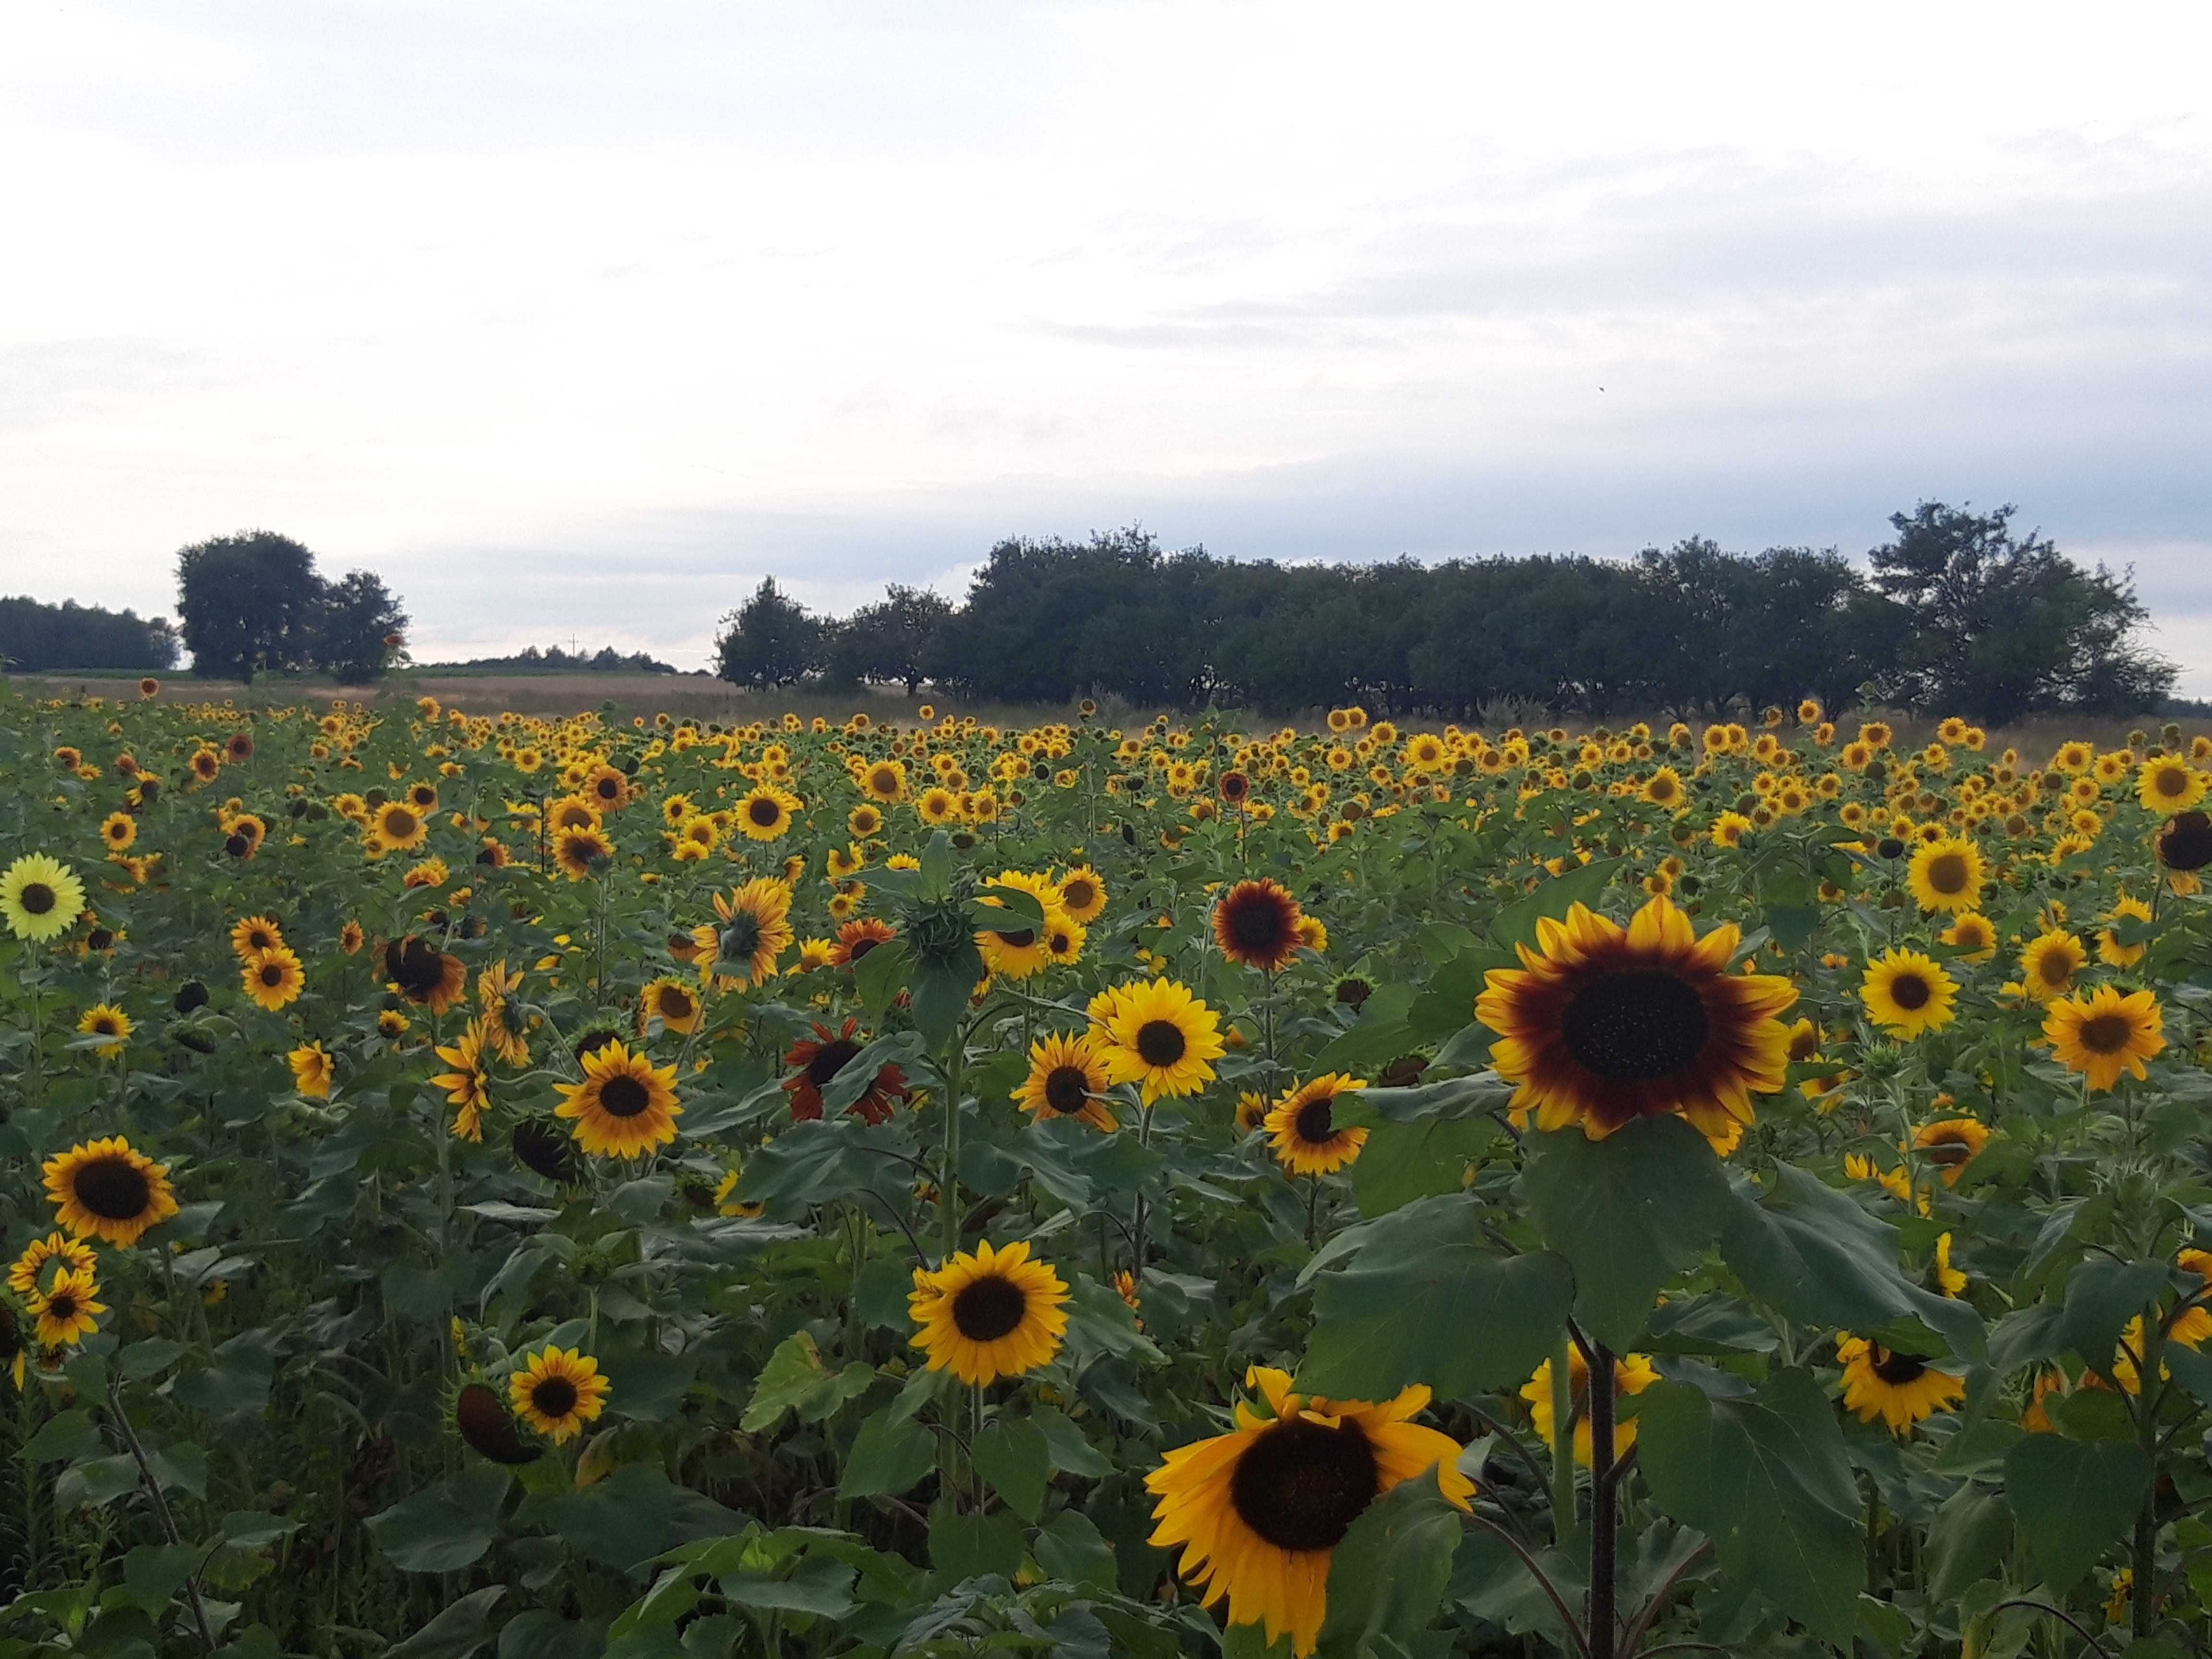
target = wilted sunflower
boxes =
[735,784,802,841]
[1907,835,1984,914]
[508,1346,610,1442]
[1147,1366,1474,1658]
[1520,1346,1661,1466]
[1263,1074,1370,1175]
[554,1040,681,1157]
[638,975,702,1035]
[1477,894,1797,1142]
[369,800,429,853]
[1913,1117,1990,1185]
[551,825,614,880]
[783,1017,908,1125]
[1859,949,1957,1039]
[1014,1031,1117,1131]
[1836,1336,1964,1435]
[2138,755,2207,813]
[702,878,795,986]
[43,1136,180,1246]
[454,1380,541,1465]
[908,1239,1069,1385]
[1092,978,1226,1104]
[1,853,85,943]
[2044,985,2164,1091]
[240,945,306,1012]
[1054,865,1108,924]
[230,914,285,961]
[511,1118,584,1186]
[2018,929,2086,1002]
[30,1267,106,1348]
[1212,878,1304,972]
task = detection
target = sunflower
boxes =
[554,1040,681,1157]
[2097,895,2154,967]
[917,786,962,826]
[1940,912,1997,960]
[511,1118,583,1186]
[1519,1346,1661,1466]
[1477,894,1797,1143]
[1092,978,1227,1105]
[241,945,306,1012]
[2018,929,2086,1002]
[2138,756,2207,813]
[455,1381,542,1465]
[1014,1031,1117,1132]
[861,758,908,802]
[704,878,795,986]
[2156,811,2212,874]
[546,795,603,833]
[735,784,802,841]
[1263,1074,1370,1176]
[8,1233,97,1297]
[975,876,1068,981]
[847,804,884,838]
[1042,913,1086,966]
[908,1239,1069,1385]
[289,1042,334,1099]
[43,1136,180,1246]
[582,763,632,813]
[1147,1365,1475,1658]
[2044,985,2164,1091]
[1055,865,1108,924]
[75,1003,132,1058]
[369,800,429,853]
[1914,1117,1990,1185]
[99,811,137,852]
[230,914,285,961]
[30,1267,106,1348]
[1907,835,1984,914]
[783,1018,909,1125]
[1932,1232,1968,1297]
[1,854,86,943]
[1859,949,1957,1039]
[1213,879,1304,972]
[830,915,896,967]
[639,975,702,1035]
[431,1021,492,1141]
[508,1346,610,1443]
[385,935,468,1013]
[1836,1336,1965,1435]
[551,825,615,879]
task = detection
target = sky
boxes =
[3,1,2209,687]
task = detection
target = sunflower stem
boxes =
[1548,1330,1576,1548]
[108,1369,216,1655]
[940,1040,965,1256]
[1587,1342,1618,1659]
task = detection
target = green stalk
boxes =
[1549,1330,1577,1547]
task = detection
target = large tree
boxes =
[827,585,953,694]
[175,531,325,682]
[313,570,409,685]
[714,578,826,689]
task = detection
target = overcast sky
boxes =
[4,2,2209,687]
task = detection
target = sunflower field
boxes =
[6,682,2212,1659]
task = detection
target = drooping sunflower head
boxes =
[1263,1074,1370,1176]
[43,1136,180,1246]
[908,1239,1069,1386]
[553,1040,682,1158]
[1213,879,1304,972]
[1859,949,1958,1039]
[508,1346,609,1443]
[1,854,86,943]
[2044,984,2164,1093]
[1093,978,1227,1105]
[1477,894,1797,1142]
[455,1380,542,1464]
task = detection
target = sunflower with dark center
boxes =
[700,878,794,986]
[1907,835,1984,914]
[1859,948,1958,1039]
[508,1346,609,1442]
[1836,1336,1965,1435]
[2017,929,2087,1003]
[454,1381,541,1464]
[582,763,631,812]
[240,945,305,1012]
[1477,893,1796,1142]
[551,825,614,880]
[42,1136,180,1246]
[1053,864,1107,923]
[370,800,427,853]
[735,784,801,841]
[2044,985,2164,1091]
[1519,1346,1662,1466]
[975,874,1070,981]
[1,853,85,943]
[511,1118,584,1185]
[1092,977,1226,1105]
[554,1040,681,1157]
[907,1239,1069,1385]
[1263,1073,1370,1176]
[783,1017,908,1125]
[31,1267,106,1347]
[385,935,467,1013]
[230,913,285,962]
[1014,1031,1117,1131]
[1212,878,1304,972]
[1146,1365,1474,1657]
[2138,756,2207,813]
[830,915,896,966]
[2157,810,2212,874]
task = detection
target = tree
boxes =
[175,531,325,682]
[715,578,826,689]
[313,571,409,685]
[828,585,953,693]
[0,598,178,672]
[1869,502,2175,721]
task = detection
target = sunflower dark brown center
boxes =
[657,987,695,1019]
[1869,1347,1929,1385]
[1043,1065,1090,1115]
[47,1290,80,1319]
[1136,1019,1188,1068]
[1559,969,1709,1080]
[1230,1417,1380,1552]
[598,1074,651,1118]
[385,809,418,837]
[807,1038,861,1087]
[847,934,880,961]
[1293,1094,1337,1144]
[992,927,1036,949]
[1888,972,1932,1010]
[2037,954,2071,985]
[2078,1013,2133,1054]
[1226,890,1295,950]
[2159,812,2212,871]
[19,881,55,914]
[75,1157,152,1220]
[950,1274,1028,1342]
[748,798,782,826]
[1061,879,1095,910]
[1924,853,1969,893]
[530,1376,579,1418]
[260,962,286,986]
[1922,1136,1972,1166]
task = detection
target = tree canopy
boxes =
[174,530,407,683]
[0,597,178,673]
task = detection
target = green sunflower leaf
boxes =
[2002,1433,2151,1592]
[1316,1465,1463,1659]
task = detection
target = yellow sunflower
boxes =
[8,1233,97,1296]
[1013,1032,1118,1132]
[1859,949,1957,1039]
[735,784,802,842]
[431,1021,492,1141]
[1940,912,1996,960]
[75,1003,132,1058]
[1476,893,1797,1143]
[1,854,86,943]
[861,758,908,802]
[551,825,614,879]
[229,914,285,961]
[554,1040,682,1158]
[508,1346,610,1443]
[241,945,306,1011]
[30,1267,106,1348]
[1263,1074,1370,1176]
[1147,1365,1475,1658]
[639,975,703,1035]
[1519,1346,1661,1466]
[1091,978,1226,1105]
[975,872,1070,981]
[703,878,795,987]
[908,1239,1070,1385]
[1837,1336,1965,1435]
[917,786,962,826]
[43,1136,180,1246]
[289,1042,334,1100]
[1914,1117,1990,1185]
[1907,835,1984,913]
[99,812,137,852]
[2138,755,2207,813]
[2096,895,2154,967]
[1054,865,1108,924]
[2018,929,2086,1003]
[2044,985,2164,1092]
[369,800,429,854]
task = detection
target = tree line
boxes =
[0,597,179,673]
[715,501,2177,722]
